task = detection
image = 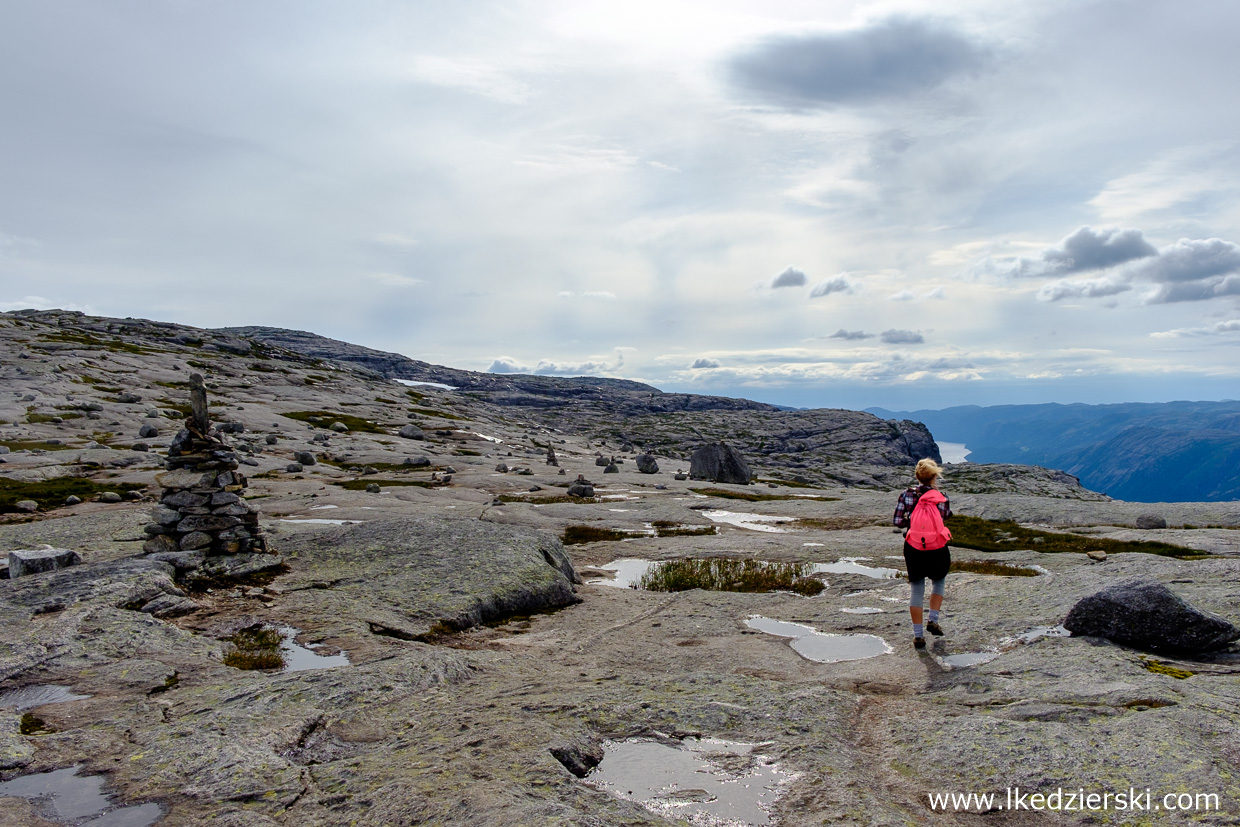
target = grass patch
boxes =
[562,525,638,545]
[26,412,82,423]
[331,479,434,490]
[498,494,597,505]
[281,410,389,433]
[222,626,285,670]
[638,558,824,596]
[946,515,1202,559]
[950,559,1040,577]
[690,487,839,502]
[19,713,51,735]
[2,440,78,452]
[756,477,824,489]
[0,478,145,512]
[454,449,482,456]
[408,406,466,421]
[793,516,886,531]
[655,525,718,538]
[37,330,160,355]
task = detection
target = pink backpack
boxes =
[908,489,952,551]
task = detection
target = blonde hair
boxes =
[914,458,943,485]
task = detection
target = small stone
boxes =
[567,483,594,498]
[116,392,142,403]
[139,424,159,438]
[365,483,381,493]
[529,485,542,492]
[9,547,82,578]
[145,408,160,418]
[604,462,619,473]
[558,468,566,475]
[143,534,180,555]
[131,442,149,452]
[125,491,143,501]
[294,451,316,466]
[399,424,425,440]
[1135,514,1167,530]
[286,463,304,473]
[331,421,349,433]
[674,473,688,481]
[440,475,452,484]
[363,466,378,475]
[241,458,259,466]
[15,500,38,512]
[443,466,457,474]
[266,434,278,444]
[1087,550,1107,562]
[595,456,611,467]
[64,495,82,506]
[405,456,431,467]
[495,463,509,473]
[635,453,659,474]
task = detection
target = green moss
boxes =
[150,672,181,694]
[655,525,718,538]
[37,330,160,354]
[25,411,82,423]
[282,410,389,433]
[454,449,482,456]
[497,494,597,505]
[1142,659,1194,679]
[639,558,824,596]
[408,406,466,421]
[947,516,1201,559]
[562,525,638,545]
[689,487,839,502]
[0,478,146,512]
[154,380,188,388]
[19,713,51,735]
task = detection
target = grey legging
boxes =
[909,576,946,609]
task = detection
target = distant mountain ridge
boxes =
[867,401,1240,502]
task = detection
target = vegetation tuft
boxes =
[562,525,638,545]
[690,487,839,502]
[950,559,1040,577]
[1,440,77,452]
[222,625,285,670]
[638,558,824,596]
[19,713,51,735]
[1142,659,1194,680]
[946,515,1202,559]
[331,479,434,490]
[654,525,717,538]
[408,406,466,421]
[793,516,886,531]
[498,494,597,505]
[0,478,146,512]
[282,410,388,433]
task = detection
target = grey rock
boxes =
[145,408,161,418]
[139,423,159,438]
[178,515,242,533]
[1135,514,1167,530]
[517,468,534,476]
[153,505,182,525]
[1063,579,1240,653]
[146,550,207,571]
[549,735,605,778]
[139,594,201,618]
[690,442,752,485]
[1087,550,1107,562]
[15,500,38,513]
[595,456,610,466]
[286,463,304,473]
[365,483,381,493]
[331,421,349,433]
[241,458,259,466]
[9,547,83,578]
[399,424,425,440]
[131,442,149,452]
[294,451,316,466]
[636,453,659,474]
[567,483,594,498]
[603,462,619,474]
[363,466,378,475]
[117,391,142,403]
[79,401,103,411]
[495,463,509,472]
[443,466,457,474]
[142,534,180,555]
[162,491,209,509]
[99,492,123,504]
[674,473,688,480]
[265,434,279,444]
[64,495,82,505]
[405,456,432,467]
[0,446,8,454]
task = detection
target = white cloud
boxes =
[690,357,721,369]
[881,329,924,344]
[0,295,93,313]
[487,356,530,374]
[977,226,1157,279]
[369,272,423,287]
[1150,319,1240,338]
[888,290,915,301]
[1037,276,1131,302]
[1090,143,1240,223]
[828,329,873,340]
[409,56,533,104]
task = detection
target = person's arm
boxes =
[893,490,915,528]
[937,496,952,520]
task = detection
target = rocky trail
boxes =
[2,310,1239,825]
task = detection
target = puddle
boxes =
[586,738,794,826]
[393,378,457,391]
[608,508,631,512]
[0,765,162,826]
[0,684,90,711]
[1001,625,1071,646]
[802,542,824,547]
[746,616,892,663]
[939,651,1001,668]
[278,627,350,672]
[278,518,362,526]
[840,607,884,614]
[702,510,790,533]
[811,558,900,579]
[308,504,338,510]
[587,558,655,588]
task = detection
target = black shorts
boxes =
[903,541,951,582]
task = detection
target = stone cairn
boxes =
[143,374,269,556]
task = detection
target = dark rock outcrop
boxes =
[635,453,659,474]
[1063,579,1240,653]
[690,443,752,485]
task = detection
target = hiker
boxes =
[892,458,953,650]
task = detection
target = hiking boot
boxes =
[926,621,944,637]
[913,637,926,650]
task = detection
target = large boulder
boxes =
[635,453,659,474]
[1063,579,1240,653]
[689,442,752,485]
[398,425,425,440]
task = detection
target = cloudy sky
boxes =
[3,0,1239,410]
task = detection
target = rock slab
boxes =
[1063,578,1240,653]
[689,442,752,485]
[8,547,82,579]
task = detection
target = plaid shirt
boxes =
[892,484,952,530]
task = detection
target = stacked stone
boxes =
[141,374,269,557]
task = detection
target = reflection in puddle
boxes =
[940,651,1001,668]
[840,607,884,614]
[0,766,162,826]
[812,558,901,579]
[587,738,794,826]
[746,616,892,663]
[702,510,790,533]
[309,504,338,510]
[802,542,824,547]
[0,685,89,711]
[278,627,350,672]
[587,558,655,588]
[278,518,362,526]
